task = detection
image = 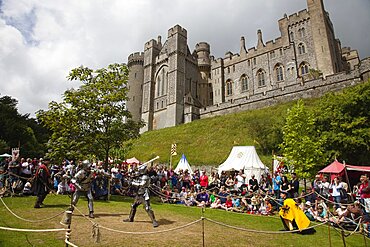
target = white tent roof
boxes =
[218,146,268,182]
[174,154,193,174]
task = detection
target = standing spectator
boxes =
[235,170,246,192]
[359,174,370,218]
[199,170,209,188]
[220,171,227,187]
[182,170,192,189]
[272,172,281,199]
[33,158,52,208]
[280,176,291,197]
[290,172,299,198]
[225,174,235,189]
[318,176,330,199]
[249,175,259,192]
[329,177,342,209]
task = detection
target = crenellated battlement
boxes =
[128,52,144,67]
[168,24,187,38]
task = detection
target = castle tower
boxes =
[195,42,211,106]
[127,52,144,122]
[141,38,161,132]
[307,0,342,76]
[165,25,188,128]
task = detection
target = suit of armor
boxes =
[71,160,95,218]
[124,164,159,227]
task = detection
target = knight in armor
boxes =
[70,160,95,218]
[123,164,159,227]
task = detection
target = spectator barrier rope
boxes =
[0,196,66,222]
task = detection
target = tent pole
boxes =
[343,161,353,195]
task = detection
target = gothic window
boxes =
[226,79,233,96]
[299,28,305,38]
[298,43,306,55]
[155,66,168,98]
[257,69,266,87]
[275,64,284,82]
[299,62,310,76]
[240,75,248,91]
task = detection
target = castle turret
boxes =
[127,52,144,122]
[257,29,265,49]
[196,42,212,107]
[240,36,247,55]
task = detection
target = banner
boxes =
[171,144,177,156]
[11,148,20,161]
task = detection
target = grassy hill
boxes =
[125,98,318,169]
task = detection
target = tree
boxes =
[37,63,144,166]
[280,100,325,182]
[0,95,47,158]
[314,80,370,165]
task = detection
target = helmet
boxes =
[82,160,91,169]
[137,164,147,175]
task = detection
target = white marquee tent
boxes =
[218,146,269,182]
[174,154,193,174]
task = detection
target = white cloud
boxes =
[0,0,369,117]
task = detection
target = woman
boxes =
[280,176,292,198]
[225,174,235,189]
[329,177,342,209]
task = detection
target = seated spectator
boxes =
[218,186,229,204]
[225,175,235,189]
[304,187,317,204]
[303,201,316,221]
[22,181,33,196]
[57,175,71,195]
[315,205,328,222]
[196,189,210,207]
[111,178,124,195]
[221,195,233,211]
[210,196,222,209]
[92,173,108,200]
[184,192,197,207]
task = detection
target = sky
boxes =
[1,0,369,117]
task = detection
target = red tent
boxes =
[318,160,345,180]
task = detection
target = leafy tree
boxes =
[314,80,370,165]
[0,95,47,157]
[280,100,325,181]
[37,63,144,166]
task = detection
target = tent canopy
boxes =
[218,146,268,182]
[319,160,345,174]
[0,153,11,158]
[318,159,370,182]
[125,157,140,164]
[174,154,193,174]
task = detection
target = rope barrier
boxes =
[204,217,327,234]
[0,196,66,223]
[0,225,66,232]
[65,239,79,247]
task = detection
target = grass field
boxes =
[0,195,367,247]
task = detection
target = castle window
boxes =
[298,43,306,55]
[253,58,256,65]
[227,67,230,74]
[155,66,168,98]
[257,69,266,87]
[275,64,284,82]
[232,65,235,72]
[299,62,310,76]
[289,31,294,41]
[226,79,233,96]
[134,72,137,78]
[240,75,248,91]
[270,51,275,59]
[299,28,305,38]
[248,60,251,67]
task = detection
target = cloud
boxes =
[0,0,369,117]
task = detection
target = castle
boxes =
[126,0,370,133]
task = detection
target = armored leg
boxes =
[145,200,158,227]
[123,197,141,222]
[86,190,94,218]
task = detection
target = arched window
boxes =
[226,79,233,96]
[240,75,248,91]
[257,69,266,87]
[299,62,310,76]
[298,43,306,55]
[299,28,305,38]
[289,31,294,41]
[275,64,284,82]
[155,66,168,97]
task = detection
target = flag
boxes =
[171,144,177,156]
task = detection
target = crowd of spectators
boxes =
[0,156,369,228]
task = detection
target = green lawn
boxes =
[0,195,366,247]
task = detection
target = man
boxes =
[290,172,299,198]
[236,170,246,192]
[33,158,52,208]
[123,164,159,227]
[359,174,370,218]
[272,172,282,199]
[71,160,95,218]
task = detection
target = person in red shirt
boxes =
[199,170,209,188]
[359,174,370,199]
[221,196,233,211]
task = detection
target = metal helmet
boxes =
[82,160,91,169]
[137,164,147,175]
